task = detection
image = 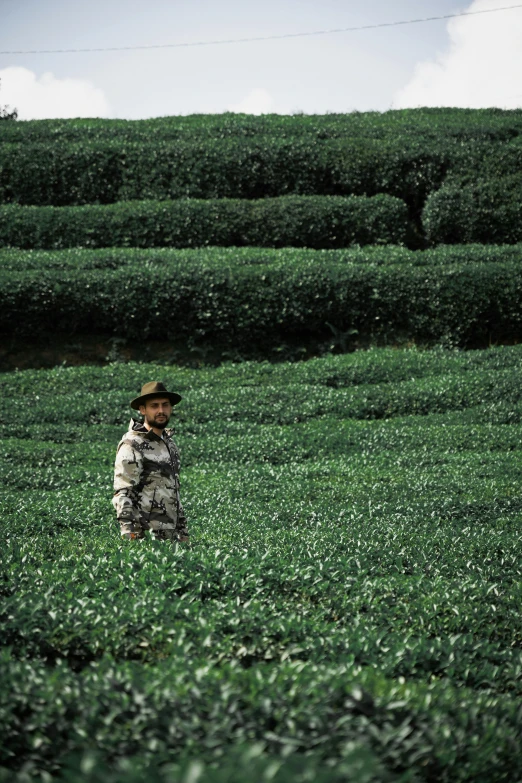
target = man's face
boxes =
[139,397,173,430]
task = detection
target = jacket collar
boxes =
[129,418,173,440]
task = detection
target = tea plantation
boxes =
[1,347,522,781]
[1,108,522,781]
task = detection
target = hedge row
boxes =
[7,174,522,249]
[1,254,521,347]
[5,174,522,249]
[1,107,521,144]
[424,175,522,244]
[1,243,521,273]
[2,136,522,209]
[0,137,452,209]
[0,195,411,250]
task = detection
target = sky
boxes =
[0,0,521,120]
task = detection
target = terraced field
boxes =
[2,107,522,780]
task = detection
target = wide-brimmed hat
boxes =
[130,381,182,410]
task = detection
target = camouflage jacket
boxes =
[113,419,188,537]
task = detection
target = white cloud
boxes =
[393,0,522,109]
[0,66,111,120]
[227,88,277,115]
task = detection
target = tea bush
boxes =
[0,194,410,250]
[2,243,522,272]
[3,108,522,245]
[423,175,522,244]
[0,137,448,210]
[1,245,522,348]
[1,346,522,780]
[1,109,521,239]
[2,107,522,145]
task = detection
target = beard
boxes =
[145,413,170,430]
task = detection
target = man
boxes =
[113,381,189,543]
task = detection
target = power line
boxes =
[1,4,521,55]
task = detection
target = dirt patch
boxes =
[0,333,321,371]
[3,332,516,373]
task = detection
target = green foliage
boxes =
[1,107,521,143]
[0,743,391,783]
[2,106,522,780]
[1,243,521,272]
[1,245,521,348]
[2,109,522,243]
[0,78,17,122]
[0,195,410,250]
[1,347,522,780]
[0,137,447,211]
[423,175,522,244]
[0,122,520,226]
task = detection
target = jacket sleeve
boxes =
[170,440,189,538]
[112,439,144,524]
[176,490,189,538]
